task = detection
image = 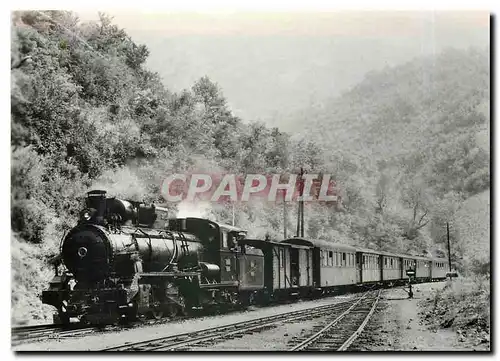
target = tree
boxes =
[375,172,390,214]
[400,177,432,240]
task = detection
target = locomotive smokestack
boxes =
[86,190,107,223]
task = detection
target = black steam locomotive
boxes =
[42,190,448,325]
[42,190,262,324]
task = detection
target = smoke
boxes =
[176,201,212,219]
[90,165,150,202]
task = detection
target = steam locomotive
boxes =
[42,190,448,325]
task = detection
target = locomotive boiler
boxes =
[42,190,248,324]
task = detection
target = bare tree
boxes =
[401,178,432,240]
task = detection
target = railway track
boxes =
[11,323,100,346]
[102,291,378,352]
[288,289,381,351]
[14,289,382,350]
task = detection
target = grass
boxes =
[419,277,490,347]
[11,234,55,325]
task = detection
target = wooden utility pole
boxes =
[232,202,235,226]
[296,167,305,238]
[300,200,305,237]
[283,193,287,239]
[447,222,452,273]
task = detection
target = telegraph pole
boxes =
[300,199,304,237]
[232,202,235,226]
[283,193,287,239]
[296,167,305,238]
[447,222,452,275]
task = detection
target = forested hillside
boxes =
[289,47,489,266]
[11,11,489,324]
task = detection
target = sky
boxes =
[76,11,490,128]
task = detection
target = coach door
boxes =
[290,247,300,287]
[297,248,312,287]
[312,248,321,288]
[356,252,362,284]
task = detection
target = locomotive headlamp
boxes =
[80,208,94,222]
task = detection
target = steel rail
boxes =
[337,290,381,351]
[102,294,363,351]
[289,289,380,351]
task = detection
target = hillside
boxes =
[295,47,489,162]
[289,47,490,265]
[454,190,490,266]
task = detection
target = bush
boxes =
[419,277,490,346]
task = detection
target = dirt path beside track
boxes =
[349,282,489,351]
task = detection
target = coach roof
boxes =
[282,237,357,251]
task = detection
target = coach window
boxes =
[322,251,327,266]
[279,248,285,266]
[327,251,332,266]
[222,232,228,248]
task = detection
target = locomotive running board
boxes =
[199,281,239,289]
[137,271,199,277]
